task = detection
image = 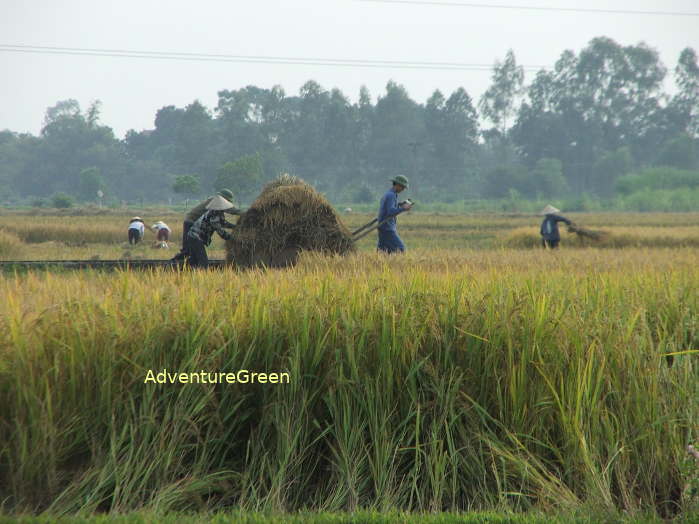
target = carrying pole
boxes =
[351,218,378,236]
[352,216,395,242]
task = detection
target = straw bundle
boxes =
[567,224,608,241]
[226,174,355,268]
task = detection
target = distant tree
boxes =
[51,192,74,208]
[352,183,374,204]
[86,100,102,129]
[14,99,125,198]
[592,147,633,197]
[370,81,425,187]
[424,87,479,190]
[172,175,200,198]
[482,164,528,199]
[530,158,568,197]
[656,134,697,169]
[214,154,263,204]
[43,99,81,127]
[78,167,104,201]
[670,48,699,137]
[479,50,525,135]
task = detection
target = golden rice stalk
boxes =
[226,175,355,268]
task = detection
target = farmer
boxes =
[173,189,240,261]
[178,195,237,268]
[150,221,171,248]
[127,217,145,245]
[539,205,572,249]
[377,175,413,254]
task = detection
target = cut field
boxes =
[2,211,699,259]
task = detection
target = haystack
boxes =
[226,174,355,268]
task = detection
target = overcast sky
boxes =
[2,0,698,138]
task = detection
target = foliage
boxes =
[530,158,568,198]
[51,192,74,208]
[0,40,697,204]
[590,147,633,197]
[614,187,699,212]
[479,49,524,133]
[171,174,201,197]
[656,134,697,169]
[615,167,699,195]
[482,164,528,199]
[78,167,105,201]
[214,154,263,204]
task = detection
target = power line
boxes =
[0,44,547,72]
[356,0,699,17]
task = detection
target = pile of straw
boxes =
[567,224,608,241]
[226,174,355,268]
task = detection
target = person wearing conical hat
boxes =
[128,216,145,245]
[173,189,241,261]
[150,220,171,249]
[539,204,572,249]
[177,195,237,268]
[376,175,413,254]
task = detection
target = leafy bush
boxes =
[656,133,697,169]
[30,197,48,208]
[614,187,699,212]
[51,192,74,209]
[616,167,699,195]
[531,158,568,197]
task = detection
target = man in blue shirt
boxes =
[377,175,413,253]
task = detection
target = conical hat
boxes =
[539,204,560,215]
[206,194,235,211]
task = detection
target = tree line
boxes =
[0,36,697,207]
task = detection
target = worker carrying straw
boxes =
[539,205,572,249]
[173,189,241,261]
[377,175,413,253]
[175,195,237,268]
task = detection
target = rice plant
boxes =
[0,250,696,519]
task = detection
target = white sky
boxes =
[1,0,698,138]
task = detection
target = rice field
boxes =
[3,211,699,259]
[0,211,697,522]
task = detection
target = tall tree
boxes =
[671,48,699,137]
[370,81,425,188]
[479,50,525,135]
[424,88,478,192]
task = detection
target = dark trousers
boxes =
[172,220,194,261]
[377,229,405,253]
[128,229,141,244]
[542,238,560,249]
[182,236,209,268]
